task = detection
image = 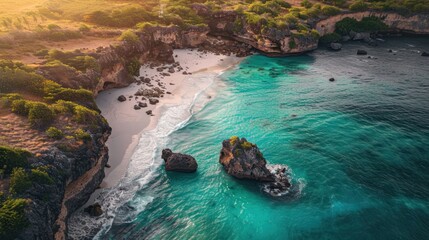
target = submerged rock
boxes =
[329,42,342,51]
[161,149,198,172]
[329,77,335,82]
[357,50,368,55]
[422,51,429,56]
[84,203,103,217]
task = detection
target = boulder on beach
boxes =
[149,98,159,105]
[84,203,103,217]
[329,43,342,51]
[162,149,198,172]
[117,95,126,102]
[357,49,368,55]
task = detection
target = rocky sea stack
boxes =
[162,149,198,172]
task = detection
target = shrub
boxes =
[321,5,341,16]
[79,24,90,32]
[349,1,369,12]
[9,168,31,195]
[11,100,29,115]
[0,198,29,239]
[31,168,53,185]
[34,49,49,57]
[126,57,141,76]
[0,65,44,94]
[335,17,388,35]
[301,0,313,9]
[74,129,91,141]
[230,136,239,146]
[53,88,97,110]
[51,100,78,114]
[0,146,30,174]
[0,93,22,108]
[73,105,98,124]
[27,102,54,128]
[319,32,342,43]
[46,127,64,140]
[289,39,297,49]
[117,30,140,43]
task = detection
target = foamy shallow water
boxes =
[70,37,429,239]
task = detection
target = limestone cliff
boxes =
[315,11,429,36]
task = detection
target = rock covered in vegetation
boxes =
[219,136,291,196]
[161,149,198,172]
[219,136,275,181]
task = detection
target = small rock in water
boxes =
[117,95,126,102]
[162,148,198,172]
[329,77,335,82]
[84,203,103,217]
[357,50,367,55]
[421,52,429,57]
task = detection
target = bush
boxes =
[53,88,97,110]
[320,32,342,43]
[126,57,140,76]
[301,0,313,9]
[0,65,44,94]
[0,93,22,108]
[46,127,64,140]
[335,17,388,35]
[230,136,239,145]
[0,146,30,174]
[349,1,368,12]
[9,168,31,195]
[11,100,28,115]
[0,198,29,239]
[31,168,53,185]
[79,24,90,32]
[321,5,341,16]
[27,102,54,128]
[74,129,91,141]
[73,105,98,124]
[118,30,140,44]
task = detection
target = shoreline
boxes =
[96,49,242,188]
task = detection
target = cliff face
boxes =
[206,10,318,55]
[17,121,111,240]
[316,11,429,36]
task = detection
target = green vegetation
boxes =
[46,127,64,139]
[319,32,342,43]
[230,136,239,146]
[349,1,369,11]
[118,30,140,44]
[31,168,53,185]
[74,128,91,141]
[9,168,31,195]
[335,16,388,35]
[0,198,29,240]
[0,146,31,174]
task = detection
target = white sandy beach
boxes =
[96,49,242,188]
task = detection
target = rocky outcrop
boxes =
[206,10,318,55]
[84,203,103,217]
[219,137,275,181]
[16,118,111,240]
[316,11,429,36]
[161,149,198,172]
[219,137,291,196]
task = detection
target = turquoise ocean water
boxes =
[76,37,429,239]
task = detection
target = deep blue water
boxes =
[101,37,429,239]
